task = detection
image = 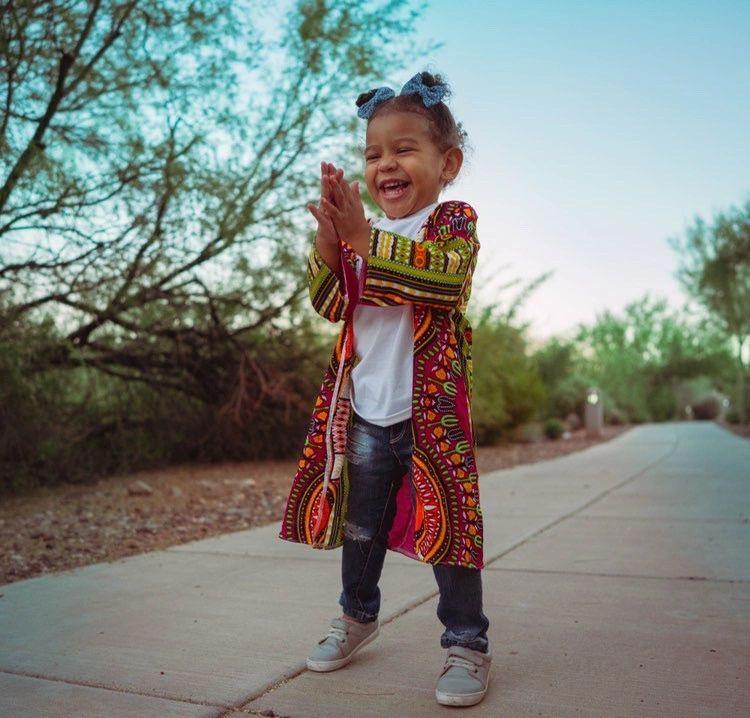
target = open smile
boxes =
[379,179,411,200]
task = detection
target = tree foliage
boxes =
[571,295,734,422]
[0,0,422,490]
[668,198,750,422]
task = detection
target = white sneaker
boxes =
[435,645,492,706]
[306,616,380,672]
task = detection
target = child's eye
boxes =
[365,155,379,162]
[397,148,413,153]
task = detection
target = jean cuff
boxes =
[338,594,378,623]
[341,606,378,623]
[440,635,489,653]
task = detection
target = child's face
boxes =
[363,111,462,220]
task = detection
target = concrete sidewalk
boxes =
[1,422,748,717]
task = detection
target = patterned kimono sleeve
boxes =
[361,201,479,310]
[307,241,347,322]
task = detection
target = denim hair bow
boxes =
[356,73,448,119]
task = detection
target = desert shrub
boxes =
[0,314,331,494]
[725,407,743,424]
[606,407,628,425]
[510,422,543,444]
[471,313,546,445]
[691,395,722,420]
[543,418,565,439]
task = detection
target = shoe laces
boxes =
[444,652,482,674]
[322,621,349,645]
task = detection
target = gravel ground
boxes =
[720,420,750,441]
[0,425,638,587]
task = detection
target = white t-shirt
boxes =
[349,201,440,426]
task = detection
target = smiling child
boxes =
[279,71,491,708]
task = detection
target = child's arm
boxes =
[306,241,347,323]
[322,175,479,311]
[306,163,348,323]
[363,201,479,310]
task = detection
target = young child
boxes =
[279,71,490,707]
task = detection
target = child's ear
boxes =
[441,146,463,184]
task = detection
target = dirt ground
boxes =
[2,421,717,588]
[720,420,750,441]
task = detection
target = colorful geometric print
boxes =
[307,244,348,323]
[278,200,484,569]
[361,203,479,312]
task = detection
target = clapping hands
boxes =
[307,162,342,248]
[307,162,370,255]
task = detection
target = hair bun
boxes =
[356,89,378,108]
[419,71,450,99]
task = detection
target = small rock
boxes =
[136,522,160,533]
[127,480,154,496]
[170,486,183,498]
[240,478,256,487]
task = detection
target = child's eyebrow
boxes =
[364,136,420,152]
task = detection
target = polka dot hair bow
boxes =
[356,73,449,119]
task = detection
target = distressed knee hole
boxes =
[344,520,375,542]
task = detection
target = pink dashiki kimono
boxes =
[278,200,484,569]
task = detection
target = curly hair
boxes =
[356,71,468,153]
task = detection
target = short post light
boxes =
[585,387,603,438]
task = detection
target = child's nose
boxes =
[378,153,398,171]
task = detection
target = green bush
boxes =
[691,395,722,420]
[606,407,628,425]
[510,422,544,444]
[470,312,546,445]
[0,313,331,495]
[725,407,743,424]
[543,418,565,439]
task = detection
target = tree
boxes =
[573,295,733,422]
[0,0,421,394]
[669,199,750,423]
[0,0,423,488]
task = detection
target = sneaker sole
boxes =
[306,626,380,672]
[435,671,490,706]
[435,685,487,707]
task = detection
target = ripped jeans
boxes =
[339,410,490,653]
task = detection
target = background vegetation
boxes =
[1,1,748,494]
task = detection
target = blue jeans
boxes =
[338,410,490,653]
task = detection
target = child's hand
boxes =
[320,173,370,254]
[307,162,343,247]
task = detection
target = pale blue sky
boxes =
[405,0,750,343]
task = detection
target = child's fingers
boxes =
[310,202,331,224]
[330,175,347,209]
[350,180,364,206]
[321,196,343,221]
[309,203,337,236]
[320,163,328,200]
[308,203,324,224]
[325,175,341,208]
